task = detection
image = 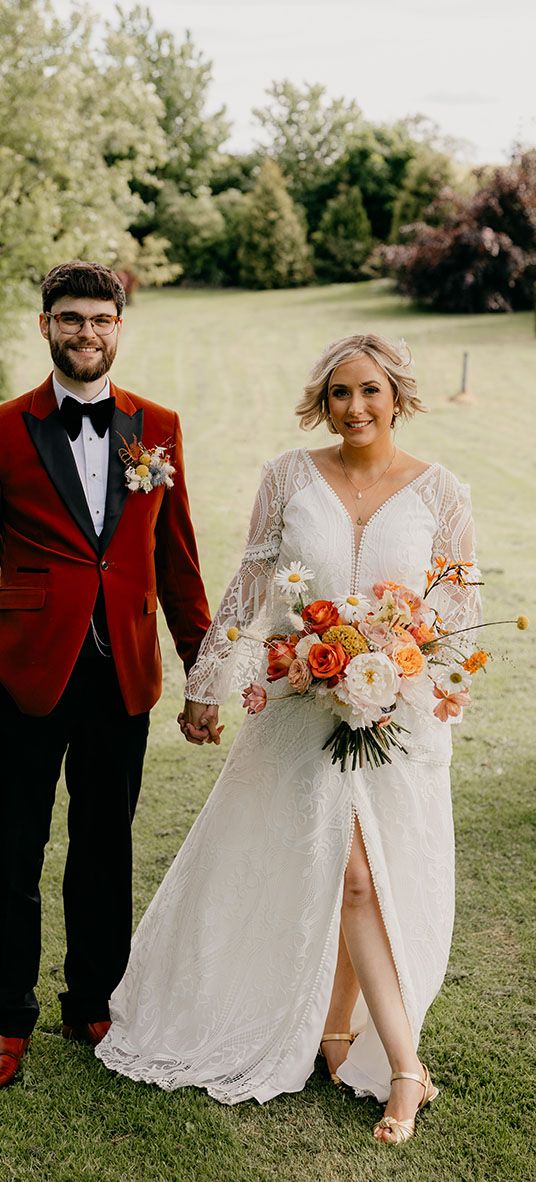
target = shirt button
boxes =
[101,560,109,570]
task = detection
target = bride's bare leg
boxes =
[321,927,360,1075]
[341,821,424,1142]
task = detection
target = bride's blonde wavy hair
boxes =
[296,333,427,433]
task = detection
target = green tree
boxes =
[389,146,456,241]
[0,0,167,391]
[237,160,312,289]
[312,186,372,281]
[113,5,230,195]
[253,82,363,221]
[156,185,226,283]
[212,188,248,285]
[340,122,417,241]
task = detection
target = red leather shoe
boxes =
[62,1020,111,1047]
[0,1036,30,1086]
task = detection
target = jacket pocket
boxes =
[144,591,158,614]
[0,588,47,610]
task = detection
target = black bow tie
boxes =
[59,395,116,441]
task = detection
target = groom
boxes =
[0,259,218,1086]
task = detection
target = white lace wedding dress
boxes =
[96,449,481,1104]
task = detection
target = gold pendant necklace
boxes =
[338,446,397,526]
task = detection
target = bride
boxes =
[96,333,481,1145]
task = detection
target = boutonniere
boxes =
[118,434,175,494]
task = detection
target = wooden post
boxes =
[449,351,474,403]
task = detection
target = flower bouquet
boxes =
[235,559,528,772]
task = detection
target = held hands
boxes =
[177,700,223,746]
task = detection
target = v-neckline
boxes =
[303,449,438,590]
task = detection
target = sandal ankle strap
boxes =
[320,1032,355,1043]
[390,1070,425,1087]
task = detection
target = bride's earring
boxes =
[391,405,400,429]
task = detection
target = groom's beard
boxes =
[49,335,118,383]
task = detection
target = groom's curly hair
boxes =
[41,260,126,316]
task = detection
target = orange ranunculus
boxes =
[302,600,340,634]
[372,580,401,598]
[394,625,415,643]
[266,640,297,682]
[307,641,347,680]
[463,650,489,674]
[393,643,425,679]
[409,622,436,647]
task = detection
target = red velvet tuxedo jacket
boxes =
[0,375,211,715]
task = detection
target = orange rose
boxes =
[307,642,347,680]
[393,643,425,679]
[266,640,296,682]
[302,600,340,634]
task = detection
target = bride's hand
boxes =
[178,701,224,746]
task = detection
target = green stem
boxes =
[420,618,518,650]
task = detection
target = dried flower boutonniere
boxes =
[118,434,175,494]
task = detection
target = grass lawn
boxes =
[2,281,535,1182]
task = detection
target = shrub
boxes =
[383,151,536,312]
[237,160,312,289]
[312,185,372,281]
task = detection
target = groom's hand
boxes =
[178,700,223,746]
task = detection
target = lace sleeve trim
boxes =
[418,465,483,636]
[185,457,287,704]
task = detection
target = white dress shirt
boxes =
[54,376,111,537]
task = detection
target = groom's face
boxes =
[39,296,122,383]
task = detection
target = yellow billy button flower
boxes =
[139,453,152,466]
[322,625,369,657]
[517,615,529,630]
[226,626,240,642]
[135,464,150,477]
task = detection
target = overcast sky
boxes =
[55,0,535,163]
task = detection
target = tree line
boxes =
[1,0,535,391]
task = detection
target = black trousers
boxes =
[0,655,149,1036]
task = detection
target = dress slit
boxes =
[348,808,409,1019]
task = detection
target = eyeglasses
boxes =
[45,311,121,336]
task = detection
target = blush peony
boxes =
[342,651,399,708]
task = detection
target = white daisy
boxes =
[274,561,315,599]
[434,665,472,694]
[333,593,373,623]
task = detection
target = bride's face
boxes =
[327,354,395,448]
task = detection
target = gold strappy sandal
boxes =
[319,1032,355,1086]
[373,1063,439,1144]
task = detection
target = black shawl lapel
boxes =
[99,406,144,555]
[23,408,100,552]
